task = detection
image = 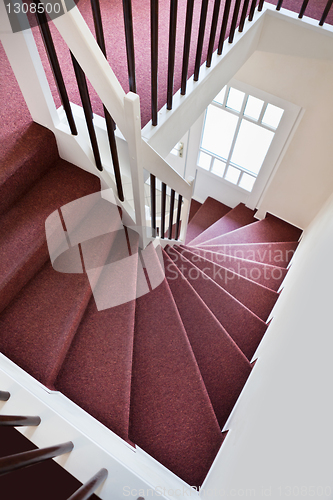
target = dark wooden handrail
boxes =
[181,0,195,95]
[206,0,222,67]
[90,0,124,201]
[71,54,103,172]
[151,0,159,126]
[175,194,182,240]
[122,0,136,93]
[67,468,108,500]
[150,174,157,237]
[0,441,74,476]
[0,415,41,427]
[0,391,10,401]
[167,0,178,109]
[34,0,77,135]
[194,0,209,80]
[319,0,333,25]
[161,182,167,239]
[168,189,176,239]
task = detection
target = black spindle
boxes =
[90,0,124,200]
[217,0,232,55]
[276,0,283,10]
[298,0,309,17]
[319,0,333,25]
[161,183,167,239]
[258,0,265,11]
[248,0,258,21]
[67,468,108,500]
[206,0,222,67]
[194,0,209,81]
[122,0,136,93]
[0,391,10,401]
[181,0,195,95]
[239,0,250,31]
[0,415,41,427]
[229,0,242,43]
[151,0,159,125]
[71,54,103,172]
[34,0,77,135]
[168,189,176,239]
[175,194,182,240]
[167,0,178,110]
[0,442,74,476]
[150,174,156,237]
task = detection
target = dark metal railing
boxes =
[0,415,41,427]
[67,468,108,500]
[149,178,183,240]
[0,441,74,476]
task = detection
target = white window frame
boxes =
[194,79,302,209]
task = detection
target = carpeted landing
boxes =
[0,127,302,486]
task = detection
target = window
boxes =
[198,84,285,192]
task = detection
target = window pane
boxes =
[244,96,264,121]
[226,87,245,112]
[225,165,241,184]
[213,86,226,105]
[262,104,284,129]
[198,150,211,170]
[231,120,274,175]
[239,173,256,192]
[201,105,238,160]
[212,159,226,177]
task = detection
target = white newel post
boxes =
[124,92,147,248]
[0,1,59,132]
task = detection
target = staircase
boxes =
[0,116,302,487]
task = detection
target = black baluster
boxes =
[194,0,209,81]
[122,0,136,93]
[161,183,167,239]
[217,0,232,55]
[151,0,158,125]
[168,189,176,239]
[181,0,195,95]
[71,54,103,172]
[229,0,242,43]
[175,194,183,240]
[167,0,178,110]
[206,0,222,67]
[239,0,250,32]
[150,174,156,237]
[276,0,283,10]
[319,0,333,25]
[90,0,124,200]
[248,0,258,21]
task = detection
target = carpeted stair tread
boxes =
[194,241,298,268]
[0,260,93,387]
[0,123,58,217]
[0,159,100,315]
[188,199,202,222]
[185,197,231,244]
[165,246,267,361]
[174,246,278,322]
[55,236,139,442]
[201,214,303,246]
[183,245,288,292]
[129,246,223,487]
[163,250,252,429]
[190,203,257,246]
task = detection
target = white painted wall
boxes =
[203,182,333,500]
[234,12,333,229]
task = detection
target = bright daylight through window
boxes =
[198,85,285,192]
